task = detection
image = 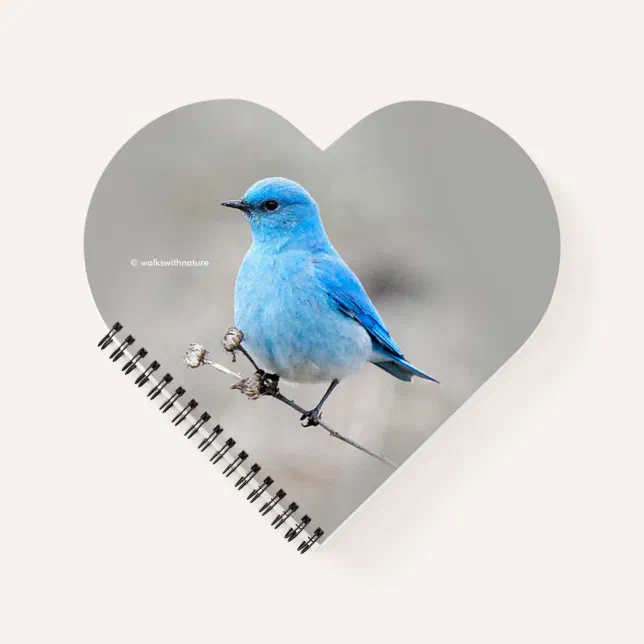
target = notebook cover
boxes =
[85,100,559,544]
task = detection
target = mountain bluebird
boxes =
[222,177,437,426]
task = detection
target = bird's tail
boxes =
[372,356,439,383]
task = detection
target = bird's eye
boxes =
[264,200,279,211]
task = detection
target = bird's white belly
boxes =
[235,256,373,383]
[256,321,373,384]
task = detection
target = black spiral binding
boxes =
[99,321,324,553]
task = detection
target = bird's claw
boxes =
[300,409,322,427]
[259,371,280,396]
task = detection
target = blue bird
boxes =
[222,177,437,426]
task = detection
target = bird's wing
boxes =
[313,253,404,358]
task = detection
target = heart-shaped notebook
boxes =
[85,100,559,546]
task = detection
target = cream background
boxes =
[1,2,642,643]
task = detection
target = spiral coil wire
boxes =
[99,322,323,553]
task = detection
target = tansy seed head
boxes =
[185,343,209,368]
[231,372,264,400]
[222,326,244,352]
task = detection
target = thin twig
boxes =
[269,390,397,467]
[184,338,398,469]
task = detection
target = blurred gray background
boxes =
[84,100,559,538]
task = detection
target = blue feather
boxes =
[314,253,439,383]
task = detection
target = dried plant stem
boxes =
[185,341,397,469]
[269,390,397,468]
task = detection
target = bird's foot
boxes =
[300,408,322,427]
[258,371,280,396]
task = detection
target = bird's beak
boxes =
[221,200,252,214]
